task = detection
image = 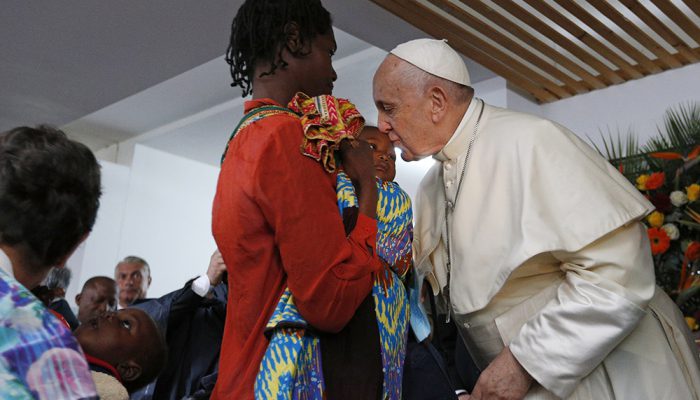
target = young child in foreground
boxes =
[74,308,167,400]
[322,125,412,399]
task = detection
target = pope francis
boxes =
[373,38,700,399]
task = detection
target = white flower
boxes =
[662,223,680,240]
[670,190,688,207]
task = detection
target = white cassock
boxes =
[414,98,700,399]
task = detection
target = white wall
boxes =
[118,145,219,298]
[509,62,700,149]
[66,160,130,306]
[69,145,220,308]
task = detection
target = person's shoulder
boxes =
[484,104,571,147]
[0,270,46,324]
[487,105,557,134]
[243,108,301,136]
[232,110,302,156]
[417,162,442,190]
[382,180,411,199]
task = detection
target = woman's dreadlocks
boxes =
[226,0,333,97]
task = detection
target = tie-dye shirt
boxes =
[0,267,97,399]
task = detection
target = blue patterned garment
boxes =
[336,172,411,400]
[254,289,324,400]
[0,269,98,399]
[255,172,412,400]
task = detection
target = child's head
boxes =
[226,0,336,98]
[74,308,167,393]
[75,276,117,325]
[359,126,397,182]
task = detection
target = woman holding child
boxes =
[212,0,415,399]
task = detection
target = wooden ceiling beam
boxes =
[371,0,558,102]
[525,0,645,80]
[682,0,700,18]
[587,0,683,69]
[417,0,570,99]
[459,0,605,90]
[491,0,625,86]
[430,0,584,95]
[551,0,662,75]
[619,0,698,64]
[650,0,700,47]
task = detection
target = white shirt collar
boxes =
[0,248,15,279]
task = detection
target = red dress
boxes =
[211,98,379,399]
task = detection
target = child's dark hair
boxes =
[226,0,333,96]
[0,125,101,269]
[124,323,168,393]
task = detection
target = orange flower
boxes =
[650,152,683,160]
[645,172,665,190]
[680,241,700,290]
[685,241,700,261]
[648,227,671,255]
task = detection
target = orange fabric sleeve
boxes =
[252,117,379,333]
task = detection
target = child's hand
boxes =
[340,139,375,186]
[340,139,378,220]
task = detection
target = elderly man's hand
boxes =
[206,250,227,286]
[468,346,532,400]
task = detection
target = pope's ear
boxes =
[427,85,449,123]
[116,361,142,382]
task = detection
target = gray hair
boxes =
[116,255,151,278]
[43,267,72,290]
[395,59,472,103]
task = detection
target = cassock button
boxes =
[444,163,452,170]
[445,180,453,188]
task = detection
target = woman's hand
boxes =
[340,139,378,219]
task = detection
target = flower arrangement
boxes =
[634,163,700,299]
[594,102,700,325]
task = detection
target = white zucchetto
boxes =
[390,38,471,86]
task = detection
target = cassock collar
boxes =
[0,248,14,279]
[434,98,482,162]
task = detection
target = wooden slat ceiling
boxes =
[370,0,700,103]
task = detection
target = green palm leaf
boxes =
[643,102,700,153]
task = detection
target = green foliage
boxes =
[591,102,700,159]
[592,102,700,319]
[643,103,700,153]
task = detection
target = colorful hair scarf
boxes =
[288,92,365,173]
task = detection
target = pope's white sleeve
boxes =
[509,221,655,398]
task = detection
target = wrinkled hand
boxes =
[468,347,532,400]
[206,250,227,286]
[339,139,376,186]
